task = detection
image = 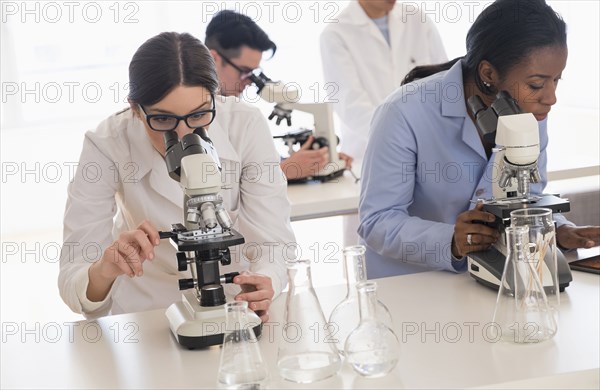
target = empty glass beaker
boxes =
[277,259,341,383]
[345,281,400,377]
[510,208,560,310]
[492,226,557,343]
[328,245,393,355]
[217,301,268,389]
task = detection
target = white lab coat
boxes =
[320,1,448,162]
[59,97,296,318]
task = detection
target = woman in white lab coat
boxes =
[320,0,447,246]
[58,32,296,320]
[320,0,447,163]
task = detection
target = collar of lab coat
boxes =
[342,1,377,26]
[127,111,156,180]
[441,60,468,118]
[440,59,486,160]
[342,1,401,25]
[341,2,407,55]
[125,111,181,207]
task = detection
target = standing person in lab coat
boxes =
[320,0,446,245]
[58,32,296,321]
[205,10,352,180]
[359,0,600,278]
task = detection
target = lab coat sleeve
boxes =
[358,101,461,272]
[320,29,376,157]
[58,135,119,318]
[235,111,297,298]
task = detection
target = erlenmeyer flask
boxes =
[345,281,399,377]
[277,259,341,383]
[217,301,268,389]
[510,208,560,311]
[328,245,393,355]
[492,226,557,343]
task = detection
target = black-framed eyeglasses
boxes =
[138,96,216,132]
[217,50,262,81]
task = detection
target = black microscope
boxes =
[159,128,261,349]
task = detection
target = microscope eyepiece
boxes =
[193,127,213,144]
[249,71,272,93]
[491,91,522,116]
[467,91,524,142]
[468,95,497,137]
[467,95,487,117]
[163,131,179,152]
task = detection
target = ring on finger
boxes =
[467,233,473,245]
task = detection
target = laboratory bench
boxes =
[2,258,598,389]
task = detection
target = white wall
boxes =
[2,1,598,236]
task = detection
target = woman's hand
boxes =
[87,220,160,302]
[339,152,353,171]
[556,225,600,249]
[233,271,274,323]
[452,203,500,258]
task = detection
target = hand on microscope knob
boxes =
[452,203,500,258]
[233,271,274,323]
[556,225,600,249]
[94,220,161,280]
[339,152,354,170]
[280,135,329,180]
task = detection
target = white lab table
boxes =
[2,266,598,389]
[287,171,360,221]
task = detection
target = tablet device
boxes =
[569,255,600,275]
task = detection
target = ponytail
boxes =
[401,57,463,86]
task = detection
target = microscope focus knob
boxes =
[220,248,232,266]
[176,252,188,271]
[178,278,195,290]
[312,136,329,149]
[200,284,226,307]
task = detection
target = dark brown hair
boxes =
[128,32,219,105]
[402,0,567,95]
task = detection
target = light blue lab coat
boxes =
[359,60,571,279]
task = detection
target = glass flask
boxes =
[510,208,560,310]
[328,245,393,355]
[277,259,342,383]
[217,301,268,389]
[344,281,400,377]
[492,226,557,343]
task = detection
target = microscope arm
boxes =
[256,78,346,179]
[161,128,245,307]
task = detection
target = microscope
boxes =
[159,128,261,349]
[466,91,573,291]
[249,71,346,182]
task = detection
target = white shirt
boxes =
[320,2,448,162]
[372,15,390,45]
[59,97,296,318]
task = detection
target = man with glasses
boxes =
[205,10,352,181]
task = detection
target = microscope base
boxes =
[467,246,572,292]
[287,167,346,185]
[166,290,262,349]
